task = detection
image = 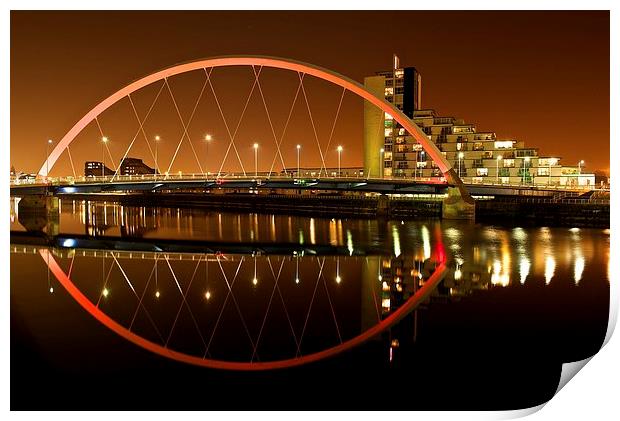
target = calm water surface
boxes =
[10,198,610,410]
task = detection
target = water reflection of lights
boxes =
[574,256,585,285]
[421,225,431,260]
[392,225,401,257]
[519,257,531,284]
[544,255,556,285]
[346,230,354,256]
[490,260,509,287]
[335,256,342,284]
[310,218,316,245]
[295,255,300,284]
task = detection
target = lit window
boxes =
[384,129,392,137]
[384,112,393,120]
[416,161,427,168]
[501,177,510,184]
[384,87,394,96]
[503,159,515,168]
[538,167,550,176]
[473,142,484,151]
[398,128,405,136]
[394,69,404,78]
[477,168,488,176]
[494,141,514,149]
[539,158,559,167]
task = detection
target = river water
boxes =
[10,198,610,410]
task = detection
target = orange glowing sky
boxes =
[10,11,609,175]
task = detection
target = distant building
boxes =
[84,158,156,177]
[85,161,114,177]
[364,55,596,187]
[119,158,156,175]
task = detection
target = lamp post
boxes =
[337,145,343,177]
[458,152,464,179]
[101,136,108,178]
[380,148,385,179]
[45,139,53,181]
[578,159,584,174]
[154,135,160,178]
[205,134,212,177]
[522,156,530,184]
[253,142,259,177]
[296,144,301,177]
[496,155,502,183]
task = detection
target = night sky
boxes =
[10,11,609,175]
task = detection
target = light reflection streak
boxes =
[392,225,401,257]
[544,255,556,285]
[346,230,354,256]
[421,225,430,260]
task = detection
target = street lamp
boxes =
[496,155,502,183]
[205,134,213,177]
[154,135,160,177]
[458,152,464,178]
[101,136,109,178]
[45,139,53,180]
[578,159,585,174]
[522,156,530,184]
[253,142,259,177]
[296,144,301,177]
[380,148,385,179]
[337,145,343,177]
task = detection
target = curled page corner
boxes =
[556,356,594,395]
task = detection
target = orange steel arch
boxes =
[39,55,460,184]
[40,248,448,371]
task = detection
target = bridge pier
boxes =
[442,169,476,220]
[17,194,59,235]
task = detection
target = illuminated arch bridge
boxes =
[17,56,475,217]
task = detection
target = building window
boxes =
[482,151,493,159]
[416,162,427,168]
[494,140,514,149]
[384,112,393,120]
[538,167,550,176]
[398,128,405,136]
[476,168,488,176]
[539,158,559,167]
[384,87,394,96]
[473,142,484,151]
[395,86,404,95]
[501,177,510,184]
[384,129,392,137]
[472,177,484,184]
[394,69,404,78]
[503,159,515,168]
[456,142,462,151]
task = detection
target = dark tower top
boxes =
[403,67,422,118]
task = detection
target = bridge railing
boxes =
[10,173,608,194]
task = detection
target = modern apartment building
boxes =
[364,56,595,187]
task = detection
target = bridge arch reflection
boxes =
[38,247,447,371]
